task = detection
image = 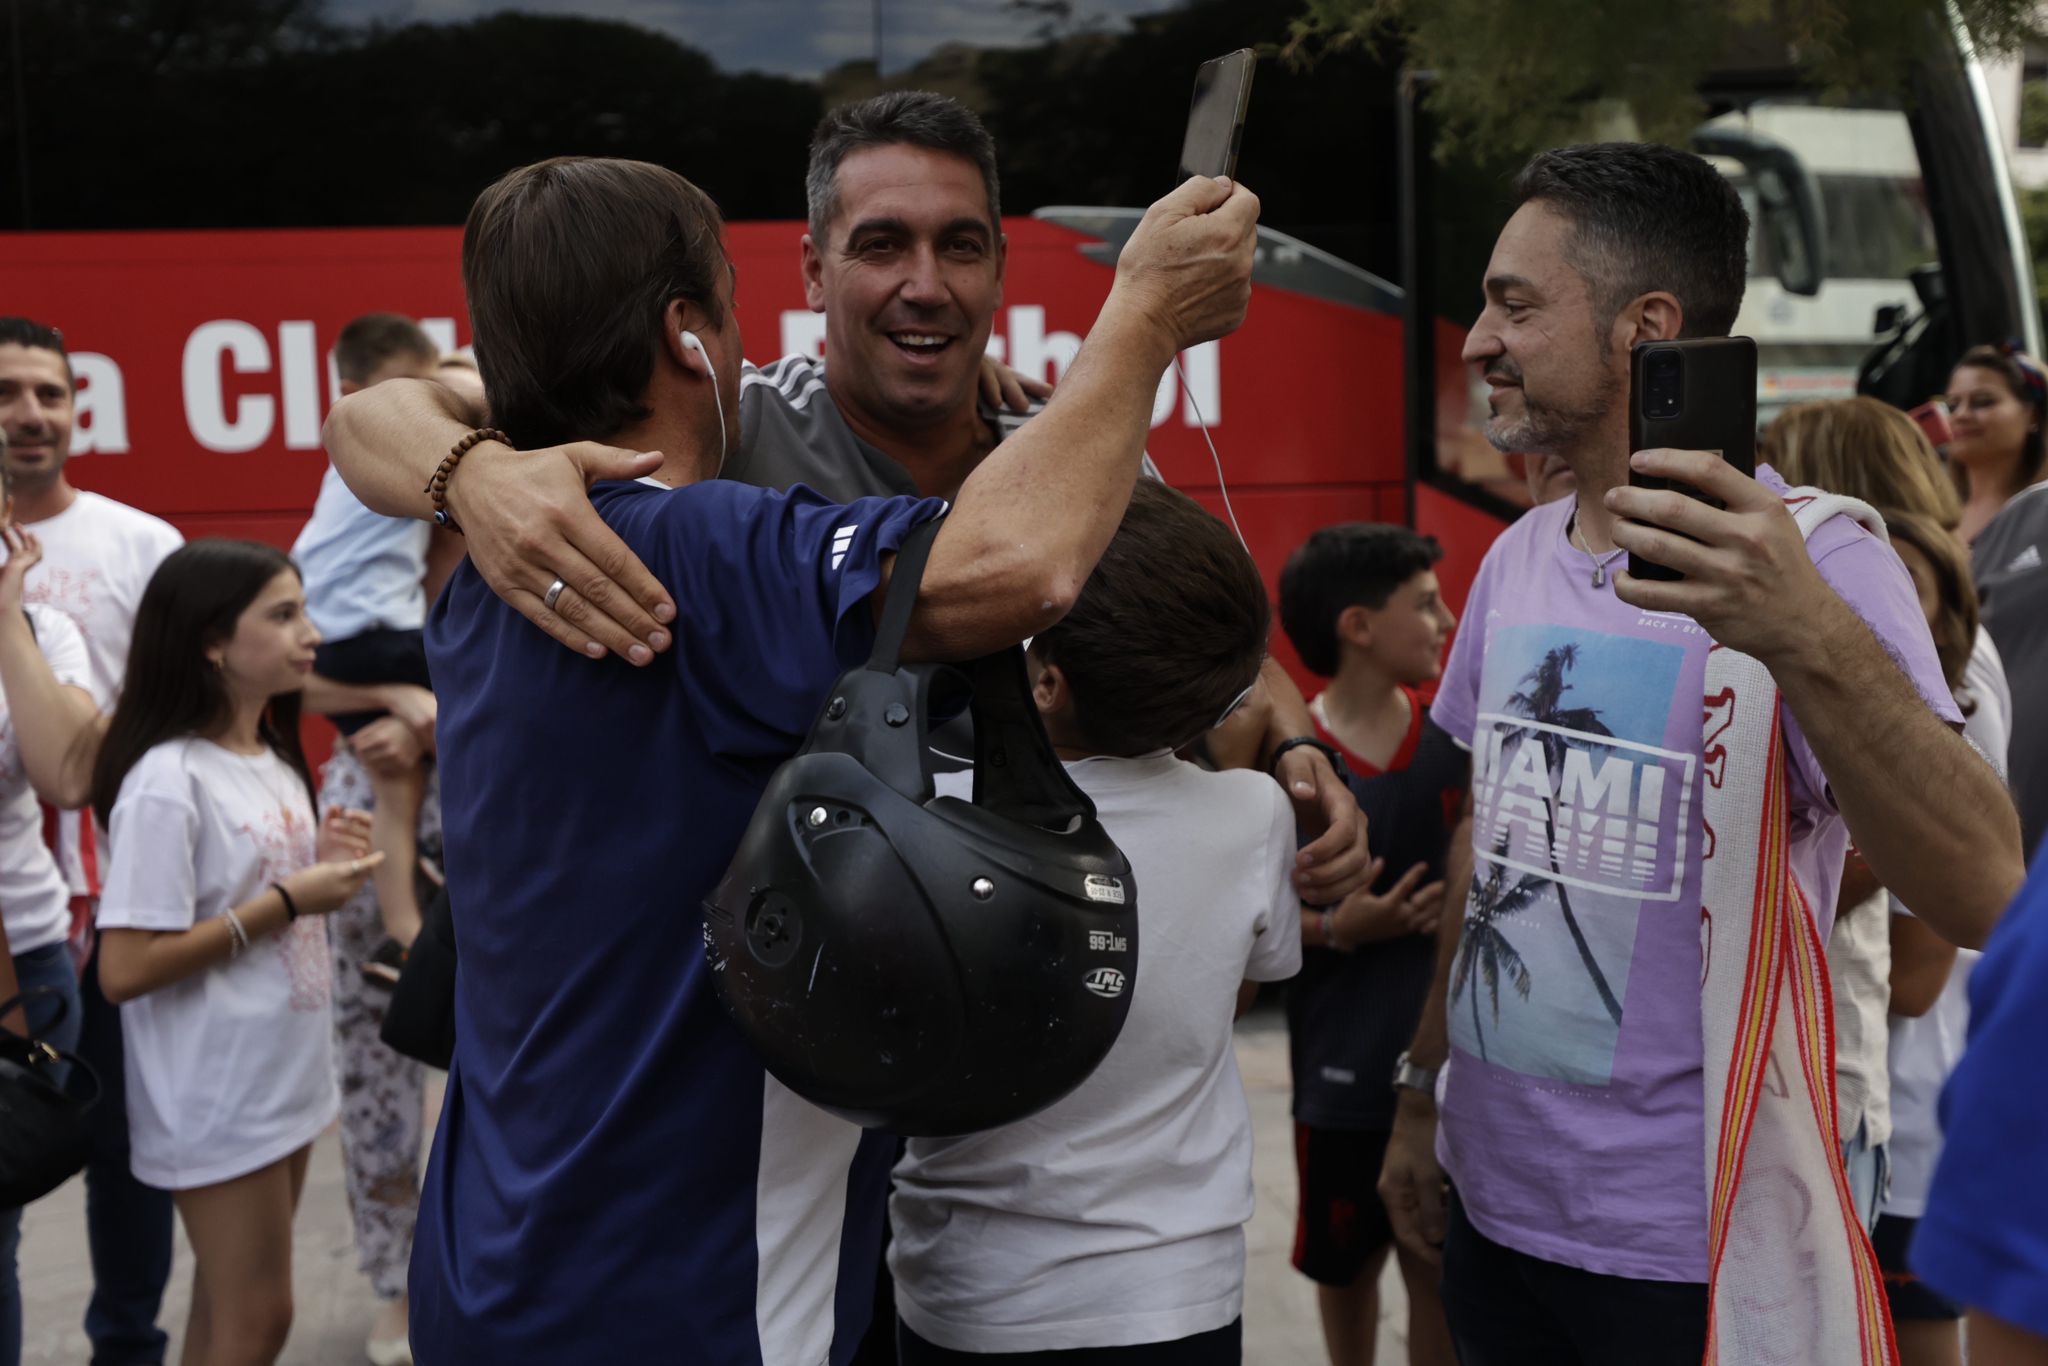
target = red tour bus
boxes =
[1,2,2034,714]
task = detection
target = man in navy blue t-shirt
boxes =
[405,155,1258,1363]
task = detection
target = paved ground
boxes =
[18,1008,1407,1364]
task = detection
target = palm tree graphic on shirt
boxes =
[1449,842,1543,1062]
[1498,643,1625,1027]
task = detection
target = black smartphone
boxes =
[1178,49,1256,183]
[1626,337,1758,582]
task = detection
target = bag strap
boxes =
[865,515,947,674]
[964,648,1096,829]
[0,989,104,1113]
[0,985,71,1041]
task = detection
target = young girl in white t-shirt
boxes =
[88,539,380,1366]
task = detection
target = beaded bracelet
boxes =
[425,427,510,534]
[223,909,251,958]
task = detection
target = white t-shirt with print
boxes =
[97,738,338,1190]
[890,754,1302,1353]
[0,604,93,956]
[23,490,183,898]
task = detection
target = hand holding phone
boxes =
[1626,338,1759,581]
[1179,49,1256,183]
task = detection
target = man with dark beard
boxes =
[1373,143,2020,1366]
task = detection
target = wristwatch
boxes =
[1391,1050,1439,1095]
[1267,736,1349,784]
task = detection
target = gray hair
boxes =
[805,91,1001,242]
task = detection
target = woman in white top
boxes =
[0,478,104,1366]
[88,539,379,1366]
[1872,512,2012,1366]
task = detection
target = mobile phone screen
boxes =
[1178,50,1255,183]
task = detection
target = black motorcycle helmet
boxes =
[704,516,1138,1136]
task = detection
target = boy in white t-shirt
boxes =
[890,480,1303,1364]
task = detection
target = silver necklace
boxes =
[1569,516,1626,588]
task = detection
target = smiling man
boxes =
[735,95,1014,501]
[323,90,1371,901]
[1370,144,2024,1366]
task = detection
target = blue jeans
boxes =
[1,942,85,1366]
[74,947,172,1365]
[1841,1120,1890,1237]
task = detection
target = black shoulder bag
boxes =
[0,986,102,1207]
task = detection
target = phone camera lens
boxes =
[1644,350,1683,420]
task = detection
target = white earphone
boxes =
[680,329,728,479]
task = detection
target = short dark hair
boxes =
[1512,143,1750,339]
[806,91,1001,242]
[1031,480,1270,757]
[334,313,437,386]
[463,157,727,448]
[1279,524,1444,678]
[0,317,72,391]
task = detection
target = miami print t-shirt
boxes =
[97,737,339,1190]
[1429,468,1958,1283]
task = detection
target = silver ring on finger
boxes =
[543,577,568,612]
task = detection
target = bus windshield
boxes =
[1707,102,1939,425]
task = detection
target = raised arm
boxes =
[901,175,1257,658]
[1610,451,2025,949]
[0,527,100,808]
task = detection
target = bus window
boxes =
[1418,93,1989,519]
[1706,103,1939,426]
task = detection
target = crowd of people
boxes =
[0,88,2045,1366]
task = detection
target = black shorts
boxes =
[1291,1123,1395,1286]
[1873,1214,1964,1322]
[315,627,431,736]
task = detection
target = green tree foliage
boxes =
[1289,0,2043,159]
[0,0,1398,270]
[2023,75,2048,147]
[2019,185,2048,335]
[0,2,822,229]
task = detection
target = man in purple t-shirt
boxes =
[1375,142,2026,1365]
